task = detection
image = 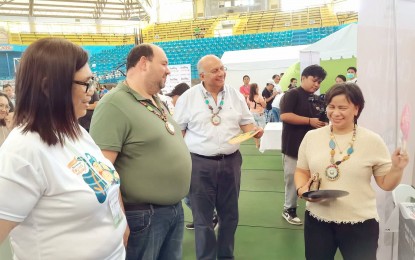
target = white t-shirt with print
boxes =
[0,127,126,260]
[271,92,284,108]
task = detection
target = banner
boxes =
[163,64,191,95]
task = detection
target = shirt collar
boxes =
[120,81,157,103]
[200,82,226,96]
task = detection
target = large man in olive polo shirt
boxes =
[90,44,191,260]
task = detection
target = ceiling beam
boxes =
[37,0,136,6]
[28,0,33,16]
[34,8,110,15]
[3,2,133,10]
[0,0,14,8]
[0,6,27,11]
[0,12,139,21]
[0,0,150,21]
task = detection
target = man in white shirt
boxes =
[271,91,285,122]
[174,55,263,260]
[272,74,282,94]
[346,66,358,83]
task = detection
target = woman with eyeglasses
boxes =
[0,38,126,259]
[0,92,12,146]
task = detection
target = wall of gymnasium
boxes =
[196,0,281,18]
[358,0,415,259]
[279,57,356,93]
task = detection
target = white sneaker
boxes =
[282,208,302,225]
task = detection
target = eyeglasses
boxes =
[73,77,98,93]
[0,104,10,111]
[206,66,227,75]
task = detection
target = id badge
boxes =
[108,186,124,227]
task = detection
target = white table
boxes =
[259,122,282,152]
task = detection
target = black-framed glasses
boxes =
[73,77,98,93]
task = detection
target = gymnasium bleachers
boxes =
[141,6,349,42]
[336,11,358,25]
[1,4,357,82]
[94,25,346,83]
[8,32,135,46]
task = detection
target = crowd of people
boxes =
[0,38,409,260]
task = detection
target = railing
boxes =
[141,5,356,43]
[8,32,135,46]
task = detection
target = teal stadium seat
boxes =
[89,26,344,81]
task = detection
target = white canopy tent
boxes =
[302,23,357,60]
[221,45,309,91]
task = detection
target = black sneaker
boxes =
[185,222,194,230]
[213,215,219,230]
[282,208,302,225]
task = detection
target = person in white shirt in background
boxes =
[346,66,358,83]
[271,90,285,123]
[272,74,282,95]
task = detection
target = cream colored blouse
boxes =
[297,125,391,223]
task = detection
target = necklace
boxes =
[124,81,174,135]
[138,99,175,135]
[332,134,344,154]
[202,90,225,126]
[325,125,356,181]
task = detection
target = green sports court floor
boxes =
[0,139,342,259]
[182,140,307,260]
[182,140,342,260]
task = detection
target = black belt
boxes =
[124,203,169,211]
[191,150,238,160]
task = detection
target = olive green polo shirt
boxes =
[90,82,191,205]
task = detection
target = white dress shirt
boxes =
[173,83,254,156]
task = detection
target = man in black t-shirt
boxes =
[262,82,277,123]
[279,65,327,225]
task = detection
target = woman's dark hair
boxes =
[248,83,258,102]
[0,92,11,126]
[336,74,347,82]
[14,38,89,146]
[126,44,154,71]
[0,90,14,113]
[288,78,297,89]
[325,83,365,122]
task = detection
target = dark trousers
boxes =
[304,211,379,260]
[190,151,242,260]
